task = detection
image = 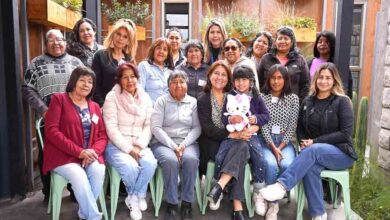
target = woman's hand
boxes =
[248,115,257,124]
[129,146,142,161]
[300,139,313,150]
[270,144,283,164]
[174,144,185,162]
[79,149,98,167]
[229,115,243,124]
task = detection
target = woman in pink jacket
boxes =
[103,62,157,220]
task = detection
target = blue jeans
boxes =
[151,142,199,204]
[277,143,355,217]
[258,134,296,185]
[53,161,105,220]
[215,135,265,183]
[104,143,157,198]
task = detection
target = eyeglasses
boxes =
[224,46,238,52]
[47,38,65,44]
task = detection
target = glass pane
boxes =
[166,14,188,27]
[350,5,363,66]
[351,70,360,95]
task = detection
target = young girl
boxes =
[208,65,269,219]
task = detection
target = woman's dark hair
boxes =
[66,66,96,99]
[184,39,205,63]
[222,38,244,56]
[245,31,273,57]
[115,62,139,92]
[313,31,336,62]
[146,37,174,70]
[204,60,232,93]
[262,64,292,98]
[66,18,97,57]
[232,65,260,98]
[269,26,299,58]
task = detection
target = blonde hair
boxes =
[103,19,137,61]
[309,62,346,97]
[203,18,228,63]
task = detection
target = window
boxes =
[163,2,190,41]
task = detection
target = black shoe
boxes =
[181,201,193,220]
[207,183,223,204]
[165,202,178,220]
[232,210,245,220]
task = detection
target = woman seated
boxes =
[260,63,357,220]
[257,64,299,219]
[43,66,107,220]
[150,71,201,220]
[176,39,209,99]
[102,63,157,220]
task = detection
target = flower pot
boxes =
[293,28,316,43]
[108,25,146,41]
[28,0,81,30]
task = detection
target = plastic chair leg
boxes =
[339,176,351,219]
[50,173,68,220]
[244,164,254,218]
[201,161,215,215]
[154,167,164,217]
[108,166,121,220]
[98,190,108,220]
[295,182,305,220]
[195,172,203,212]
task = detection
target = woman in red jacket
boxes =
[43,66,108,220]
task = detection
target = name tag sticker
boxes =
[271,125,281,134]
[198,79,206,87]
[92,114,99,124]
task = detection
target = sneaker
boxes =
[265,202,279,220]
[260,182,286,202]
[209,193,223,211]
[312,213,327,220]
[125,195,142,220]
[253,191,267,216]
[138,197,147,211]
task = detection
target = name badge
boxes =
[271,125,281,134]
[198,79,206,87]
[91,114,99,124]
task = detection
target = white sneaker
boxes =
[312,213,327,220]
[209,193,223,210]
[260,182,286,202]
[125,195,142,220]
[265,202,279,220]
[253,191,267,216]
[138,197,147,211]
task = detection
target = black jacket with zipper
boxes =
[297,95,358,160]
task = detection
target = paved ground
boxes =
[0,187,354,220]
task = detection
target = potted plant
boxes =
[101,0,151,40]
[281,16,317,42]
[28,0,82,30]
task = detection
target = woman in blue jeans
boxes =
[103,63,157,220]
[257,64,300,219]
[260,63,357,220]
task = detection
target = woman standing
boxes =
[166,27,186,67]
[43,67,107,220]
[67,18,104,67]
[307,31,335,80]
[176,40,209,98]
[246,32,273,69]
[150,71,201,220]
[258,26,310,102]
[260,63,357,220]
[138,37,174,103]
[257,64,299,219]
[103,63,157,220]
[203,19,228,65]
[92,19,137,106]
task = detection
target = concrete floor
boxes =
[0,187,355,220]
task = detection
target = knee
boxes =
[182,154,199,167]
[142,156,158,171]
[162,156,179,169]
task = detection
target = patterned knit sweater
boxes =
[260,93,299,145]
[22,53,83,114]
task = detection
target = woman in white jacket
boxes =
[103,62,157,220]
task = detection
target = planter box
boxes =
[293,28,317,43]
[28,0,81,30]
[108,25,146,41]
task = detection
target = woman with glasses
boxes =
[246,32,273,70]
[92,19,137,106]
[222,38,260,89]
[257,26,310,102]
[203,19,228,65]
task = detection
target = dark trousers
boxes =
[214,139,250,201]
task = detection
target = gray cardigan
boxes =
[150,93,201,149]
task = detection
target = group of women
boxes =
[41,16,356,220]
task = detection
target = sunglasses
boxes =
[224,46,238,52]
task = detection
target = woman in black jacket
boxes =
[257,26,310,102]
[259,63,357,220]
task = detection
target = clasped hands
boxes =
[79,149,98,167]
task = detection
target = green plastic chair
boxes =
[201,161,254,217]
[36,118,108,220]
[296,169,352,220]
[150,166,202,217]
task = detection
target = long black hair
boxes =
[313,31,336,62]
[232,65,260,98]
[262,64,292,99]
